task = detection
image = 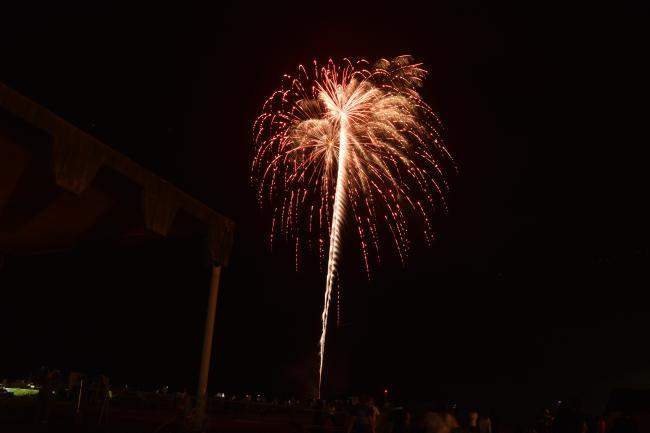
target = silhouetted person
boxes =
[348,395,375,433]
[369,396,381,432]
[423,411,450,433]
[327,400,337,426]
[312,399,326,433]
[389,401,412,433]
[479,414,493,433]
[466,409,480,433]
[97,375,110,425]
[552,401,585,433]
[534,409,554,433]
[446,412,462,433]
[34,367,57,425]
[489,408,500,433]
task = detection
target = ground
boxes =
[0,396,344,432]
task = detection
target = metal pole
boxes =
[194,265,222,431]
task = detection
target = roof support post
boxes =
[193,264,222,432]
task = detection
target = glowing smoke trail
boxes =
[252,56,454,399]
[319,115,348,394]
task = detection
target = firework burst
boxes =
[252,55,454,397]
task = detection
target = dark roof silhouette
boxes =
[0,82,234,265]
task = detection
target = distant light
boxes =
[384,388,388,395]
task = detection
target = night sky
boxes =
[1,3,648,420]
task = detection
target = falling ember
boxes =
[252,55,454,398]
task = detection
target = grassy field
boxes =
[6,387,40,397]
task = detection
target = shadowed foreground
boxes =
[0,396,344,433]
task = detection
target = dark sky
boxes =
[1,2,649,419]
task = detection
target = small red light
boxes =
[384,388,388,395]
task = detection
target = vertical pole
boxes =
[194,265,222,431]
[76,379,83,414]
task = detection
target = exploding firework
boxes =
[252,55,454,397]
